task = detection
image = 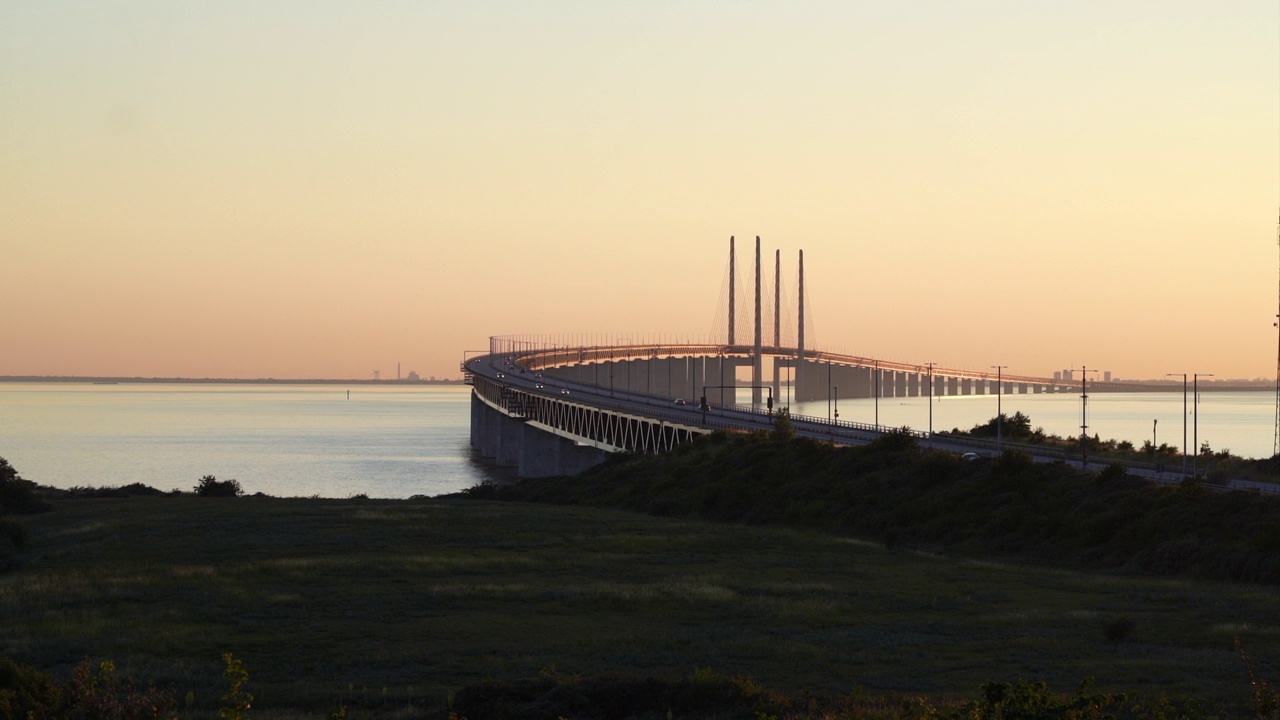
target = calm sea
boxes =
[0,382,498,498]
[0,383,1274,498]
[791,390,1277,460]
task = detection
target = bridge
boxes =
[463,237,1137,479]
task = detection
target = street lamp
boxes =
[991,365,1007,453]
[1079,366,1097,468]
[873,360,880,430]
[1193,373,1213,478]
[924,363,937,442]
[827,360,833,422]
[1166,373,1188,476]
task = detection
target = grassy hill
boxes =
[476,430,1280,584]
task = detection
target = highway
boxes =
[465,352,1277,495]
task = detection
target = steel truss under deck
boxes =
[471,376,707,454]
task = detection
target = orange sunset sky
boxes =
[2,2,1278,381]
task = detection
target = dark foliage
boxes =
[58,484,166,500]
[969,411,1035,440]
[194,476,243,498]
[478,432,1280,584]
[0,657,61,720]
[59,659,177,720]
[451,668,779,720]
[0,457,49,515]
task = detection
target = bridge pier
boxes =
[516,425,609,478]
[495,413,524,468]
[906,372,919,397]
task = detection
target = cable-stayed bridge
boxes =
[464,237,1264,489]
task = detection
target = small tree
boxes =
[771,408,795,442]
[0,457,48,515]
[194,476,243,498]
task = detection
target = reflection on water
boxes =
[2,383,1272,500]
[790,390,1275,459]
[0,383,488,498]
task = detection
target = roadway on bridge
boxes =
[466,351,1273,495]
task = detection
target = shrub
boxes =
[771,409,796,442]
[0,657,61,720]
[194,476,243,498]
[0,457,49,515]
[60,658,178,720]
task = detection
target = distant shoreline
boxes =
[0,376,465,386]
[0,375,1271,391]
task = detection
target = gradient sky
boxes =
[2,1,1277,380]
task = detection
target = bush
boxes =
[0,458,49,515]
[0,657,61,720]
[194,476,243,498]
[60,659,178,720]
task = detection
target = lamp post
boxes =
[991,365,1007,453]
[924,363,937,442]
[1166,373,1188,476]
[1079,366,1097,469]
[827,360,833,422]
[1193,373,1213,478]
[874,360,880,430]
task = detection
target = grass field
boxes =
[3,495,1280,718]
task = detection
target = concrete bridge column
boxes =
[947,377,959,395]
[1018,383,1028,395]
[495,413,523,468]
[518,422,558,478]
[879,370,894,398]
[652,357,672,398]
[559,438,607,475]
[852,365,871,398]
[703,357,724,406]
[960,378,972,395]
[906,373,919,397]
[474,396,502,460]
[894,371,907,397]
[974,379,986,395]
[470,392,485,450]
[623,359,642,393]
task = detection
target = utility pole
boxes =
[991,365,1007,453]
[1274,209,1280,457]
[1079,366,1098,469]
[1167,372,1188,476]
[924,363,937,442]
[874,359,880,430]
[1193,373,1213,477]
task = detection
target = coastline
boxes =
[0,375,465,385]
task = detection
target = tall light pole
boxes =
[924,363,937,442]
[827,360,833,422]
[874,360,880,430]
[1079,366,1097,468]
[991,365,1007,453]
[1193,373,1213,478]
[1166,373,1188,476]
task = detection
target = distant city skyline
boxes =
[2,2,1277,381]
